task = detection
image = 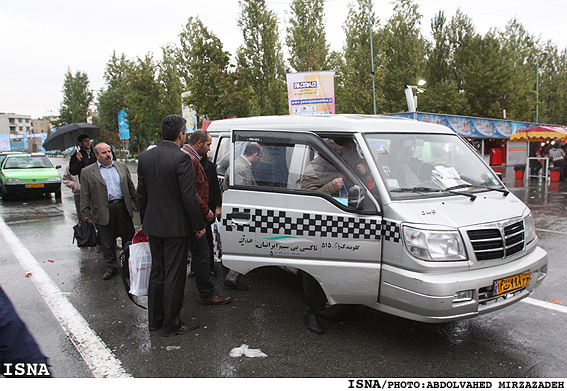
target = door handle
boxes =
[229,212,250,220]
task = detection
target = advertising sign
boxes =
[181,92,197,132]
[286,71,335,115]
[118,109,130,140]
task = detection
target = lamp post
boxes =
[404,80,426,116]
[535,52,547,124]
[368,0,376,114]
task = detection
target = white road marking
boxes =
[523,297,567,314]
[536,228,567,235]
[0,217,131,378]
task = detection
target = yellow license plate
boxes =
[25,183,44,188]
[494,272,531,295]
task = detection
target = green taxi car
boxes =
[0,153,62,200]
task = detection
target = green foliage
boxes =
[57,69,93,126]
[236,0,288,116]
[286,0,329,72]
[69,0,567,148]
[379,0,427,113]
[335,0,382,114]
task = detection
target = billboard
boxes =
[286,71,335,115]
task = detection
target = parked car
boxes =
[0,153,62,201]
[208,115,548,323]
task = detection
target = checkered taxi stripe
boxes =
[223,208,401,242]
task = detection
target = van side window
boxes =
[215,137,231,176]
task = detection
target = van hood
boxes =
[395,190,528,228]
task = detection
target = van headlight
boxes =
[523,212,536,244]
[47,177,61,182]
[402,226,467,261]
[5,178,21,183]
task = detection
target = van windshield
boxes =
[363,133,503,199]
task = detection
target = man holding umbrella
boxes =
[69,134,96,179]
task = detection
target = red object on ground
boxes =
[515,170,524,180]
[550,170,561,182]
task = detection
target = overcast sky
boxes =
[1,0,566,119]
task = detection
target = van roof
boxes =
[207,114,455,135]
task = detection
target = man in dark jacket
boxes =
[181,129,231,303]
[138,116,230,337]
[69,134,97,178]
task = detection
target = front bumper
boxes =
[2,182,61,194]
[374,246,548,323]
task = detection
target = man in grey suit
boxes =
[138,115,231,338]
[80,143,136,280]
[222,142,262,191]
[222,142,263,290]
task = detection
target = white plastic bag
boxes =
[129,242,151,296]
[229,344,267,358]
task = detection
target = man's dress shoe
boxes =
[162,322,199,337]
[304,310,324,334]
[199,293,232,305]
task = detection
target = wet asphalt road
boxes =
[0,157,566,379]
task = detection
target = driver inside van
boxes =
[301,139,345,196]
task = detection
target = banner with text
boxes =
[287,71,335,115]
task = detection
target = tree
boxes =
[97,52,133,136]
[124,54,163,151]
[236,0,288,116]
[286,0,329,72]
[158,44,183,118]
[379,0,427,113]
[58,69,94,126]
[179,17,239,122]
[335,0,382,114]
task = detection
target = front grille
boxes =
[467,220,525,261]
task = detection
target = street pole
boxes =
[368,0,376,115]
[535,52,547,124]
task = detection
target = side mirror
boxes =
[348,185,365,209]
[55,165,62,169]
[495,172,503,181]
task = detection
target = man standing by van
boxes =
[182,130,232,302]
[222,143,263,290]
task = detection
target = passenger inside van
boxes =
[301,139,345,196]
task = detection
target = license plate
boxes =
[25,183,44,188]
[494,272,531,295]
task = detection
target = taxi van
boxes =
[207,115,548,322]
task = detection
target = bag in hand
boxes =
[128,230,151,297]
[72,221,97,247]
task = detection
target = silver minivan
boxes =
[207,115,548,322]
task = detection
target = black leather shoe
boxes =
[162,322,199,337]
[210,270,218,277]
[199,293,232,305]
[149,323,162,331]
[224,280,249,290]
[304,310,324,334]
[102,269,117,280]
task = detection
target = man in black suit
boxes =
[137,115,231,338]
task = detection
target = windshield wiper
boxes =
[390,186,442,193]
[475,186,509,196]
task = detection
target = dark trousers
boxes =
[301,272,326,315]
[148,235,190,334]
[189,233,215,299]
[191,223,215,274]
[96,200,134,273]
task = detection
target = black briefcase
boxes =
[72,221,97,248]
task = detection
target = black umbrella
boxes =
[42,122,100,151]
